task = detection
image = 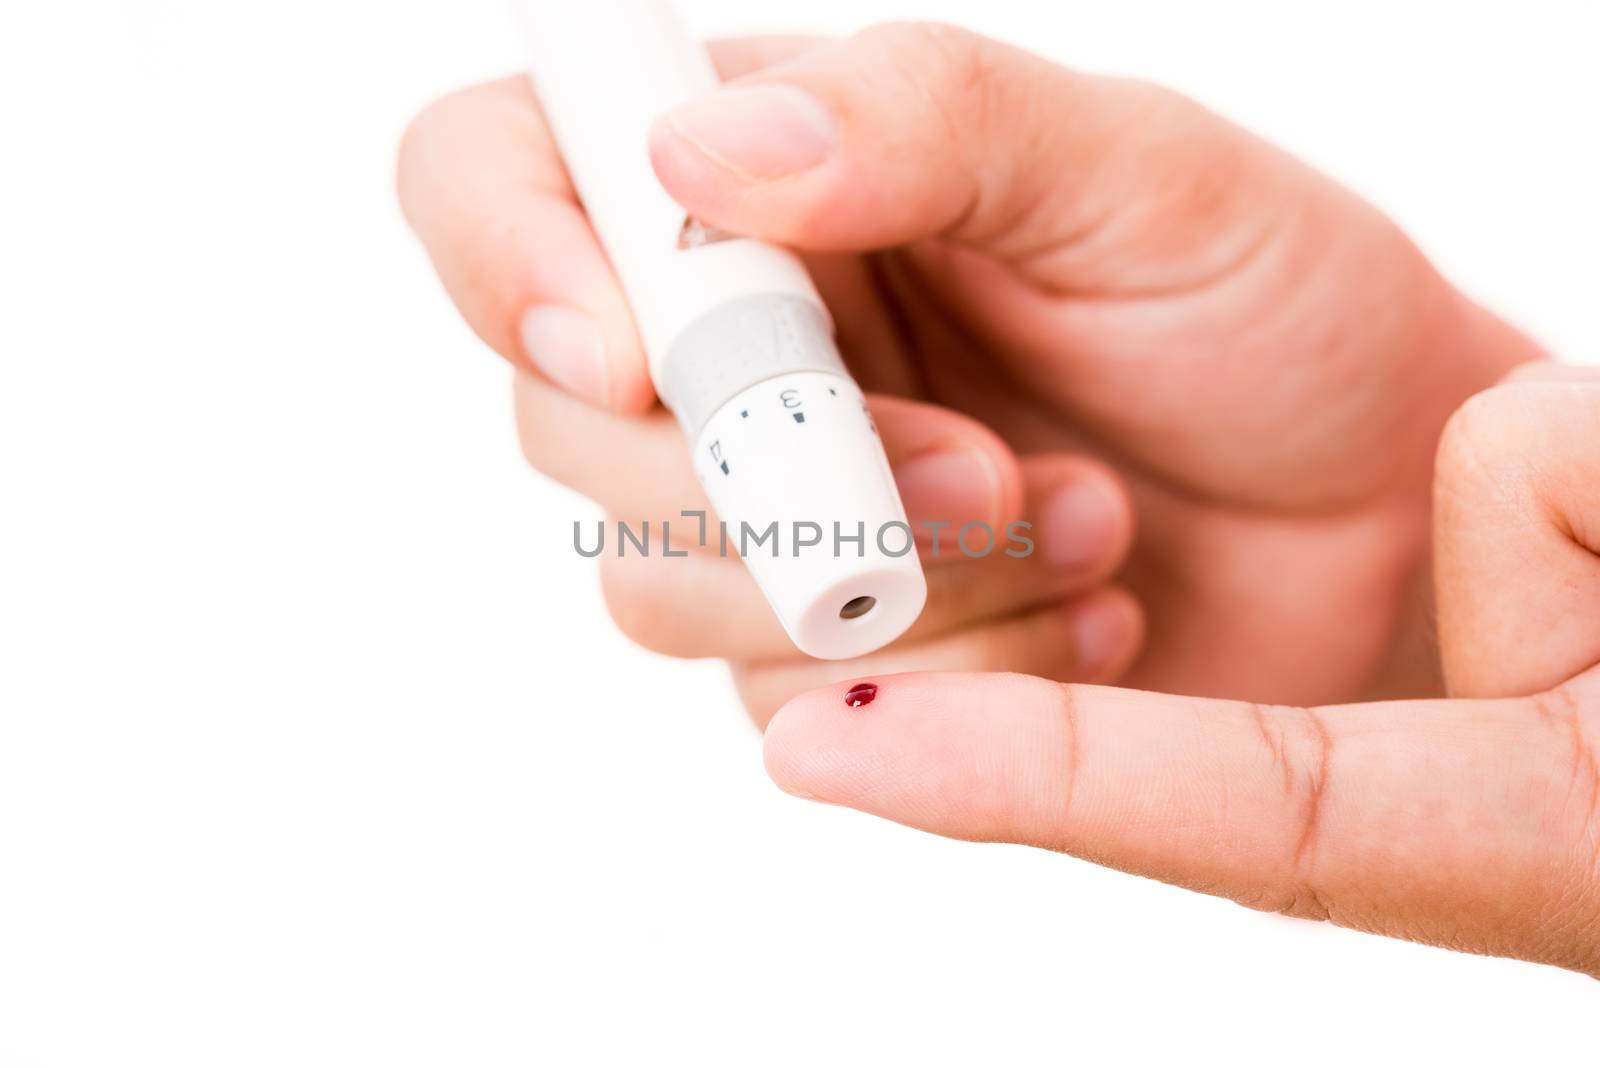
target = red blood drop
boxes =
[844,682,878,708]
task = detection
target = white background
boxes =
[2,1,1597,1064]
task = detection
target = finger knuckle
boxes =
[447,215,527,310]
[597,553,698,658]
[1539,689,1600,934]
[395,85,477,220]
[731,665,793,731]
[1240,703,1336,921]
[858,21,1000,115]
[884,22,993,87]
[512,385,567,480]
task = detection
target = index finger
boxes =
[764,670,1600,974]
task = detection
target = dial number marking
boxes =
[780,388,805,424]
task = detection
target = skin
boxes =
[767,362,1600,975]
[397,24,1594,970]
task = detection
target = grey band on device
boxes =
[655,293,849,440]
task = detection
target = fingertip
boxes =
[761,671,940,805]
[762,671,1076,840]
[646,114,744,222]
[761,591,1143,808]
[871,395,1026,546]
[891,446,1016,553]
[515,302,655,414]
[1022,455,1135,579]
[396,78,661,400]
[517,305,610,406]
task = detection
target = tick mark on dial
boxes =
[792,412,806,424]
[740,409,748,418]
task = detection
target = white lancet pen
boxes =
[514,0,927,659]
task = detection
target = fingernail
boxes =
[1071,594,1138,677]
[1039,480,1122,571]
[659,84,835,180]
[893,449,999,536]
[519,305,610,406]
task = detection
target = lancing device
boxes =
[515,0,927,660]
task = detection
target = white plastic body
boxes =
[516,0,927,659]
[688,371,928,660]
[515,0,820,372]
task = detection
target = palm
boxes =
[811,204,1473,703]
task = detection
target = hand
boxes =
[397,25,1539,720]
[765,364,1600,975]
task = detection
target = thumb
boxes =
[648,22,1282,277]
[764,669,1600,974]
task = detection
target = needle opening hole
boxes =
[839,595,876,620]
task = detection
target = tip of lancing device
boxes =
[844,683,878,708]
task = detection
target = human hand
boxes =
[765,364,1600,975]
[397,25,1539,720]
